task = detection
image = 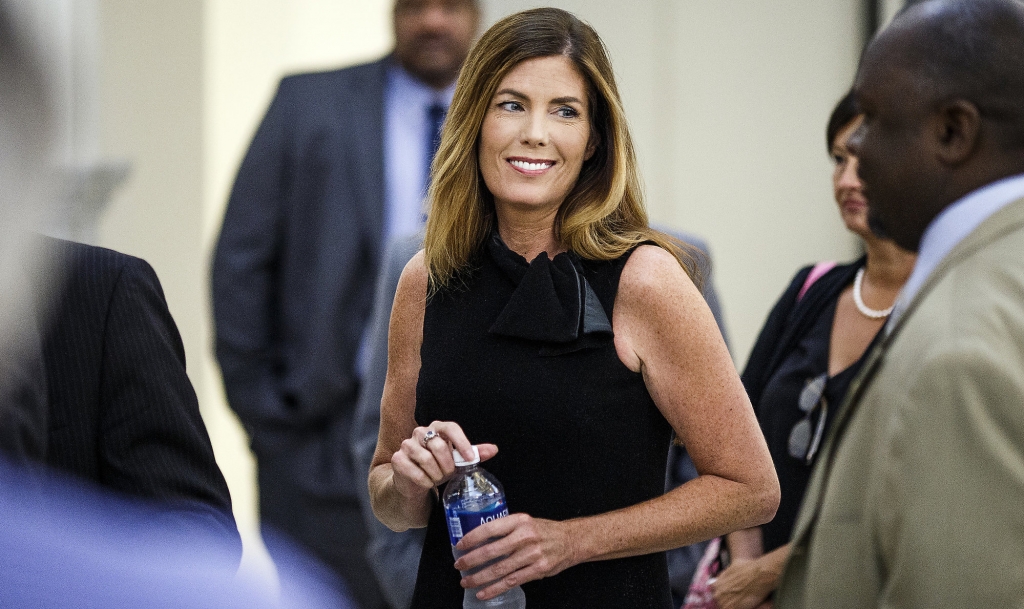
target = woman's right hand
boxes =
[389,420,498,500]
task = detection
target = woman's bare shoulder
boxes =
[401,249,428,281]
[391,249,428,325]
[396,249,428,294]
[618,244,698,305]
[613,245,704,371]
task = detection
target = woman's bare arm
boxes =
[570,244,778,559]
[367,252,432,531]
[368,251,501,532]
[726,527,765,562]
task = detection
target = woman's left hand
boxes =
[453,513,579,600]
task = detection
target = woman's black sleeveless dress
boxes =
[410,234,673,609]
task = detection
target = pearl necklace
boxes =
[852,267,893,319]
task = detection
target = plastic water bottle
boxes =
[442,446,527,609]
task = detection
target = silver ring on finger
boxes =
[420,429,440,448]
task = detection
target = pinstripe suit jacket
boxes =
[40,238,239,554]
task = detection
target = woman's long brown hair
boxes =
[423,7,702,291]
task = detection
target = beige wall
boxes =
[97,0,204,384]
[95,0,868,584]
[655,1,864,360]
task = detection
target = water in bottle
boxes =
[442,445,527,609]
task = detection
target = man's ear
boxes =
[934,99,981,166]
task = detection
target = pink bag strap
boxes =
[797,261,837,302]
[681,536,723,609]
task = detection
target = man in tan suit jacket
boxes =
[776,1,1024,607]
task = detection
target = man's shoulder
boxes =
[912,195,1024,328]
[910,225,1024,339]
[39,237,164,317]
[879,233,1024,395]
[44,237,151,284]
[278,56,389,97]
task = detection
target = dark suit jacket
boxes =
[212,57,389,499]
[40,238,239,554]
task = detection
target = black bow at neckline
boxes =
[486,232,612,346]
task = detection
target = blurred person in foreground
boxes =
[774,0,1024,607]
[0,1,238,554]
[708,91,916,609]
[0,0,54,464]
[352,227,730,608]
[211,2,479,604]
[368,8,779,608]
[35,236,240,548]
[0,2,343,606]
[0,459,348,609]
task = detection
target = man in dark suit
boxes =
[0,236,240,558]
[211,2,479,606]
[38,237,240,552]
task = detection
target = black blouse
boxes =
[755,296,863,551]
[411,235,674,609]
[741,258,875,552]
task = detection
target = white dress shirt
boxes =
[383,63,455,244]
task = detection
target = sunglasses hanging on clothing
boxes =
[788,373,829,464]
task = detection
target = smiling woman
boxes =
[419,6,695,290]
[367,8,780,609]
[478,55,596,245]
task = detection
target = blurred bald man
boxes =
[212,2,480,607]
[776,1,1024,607]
